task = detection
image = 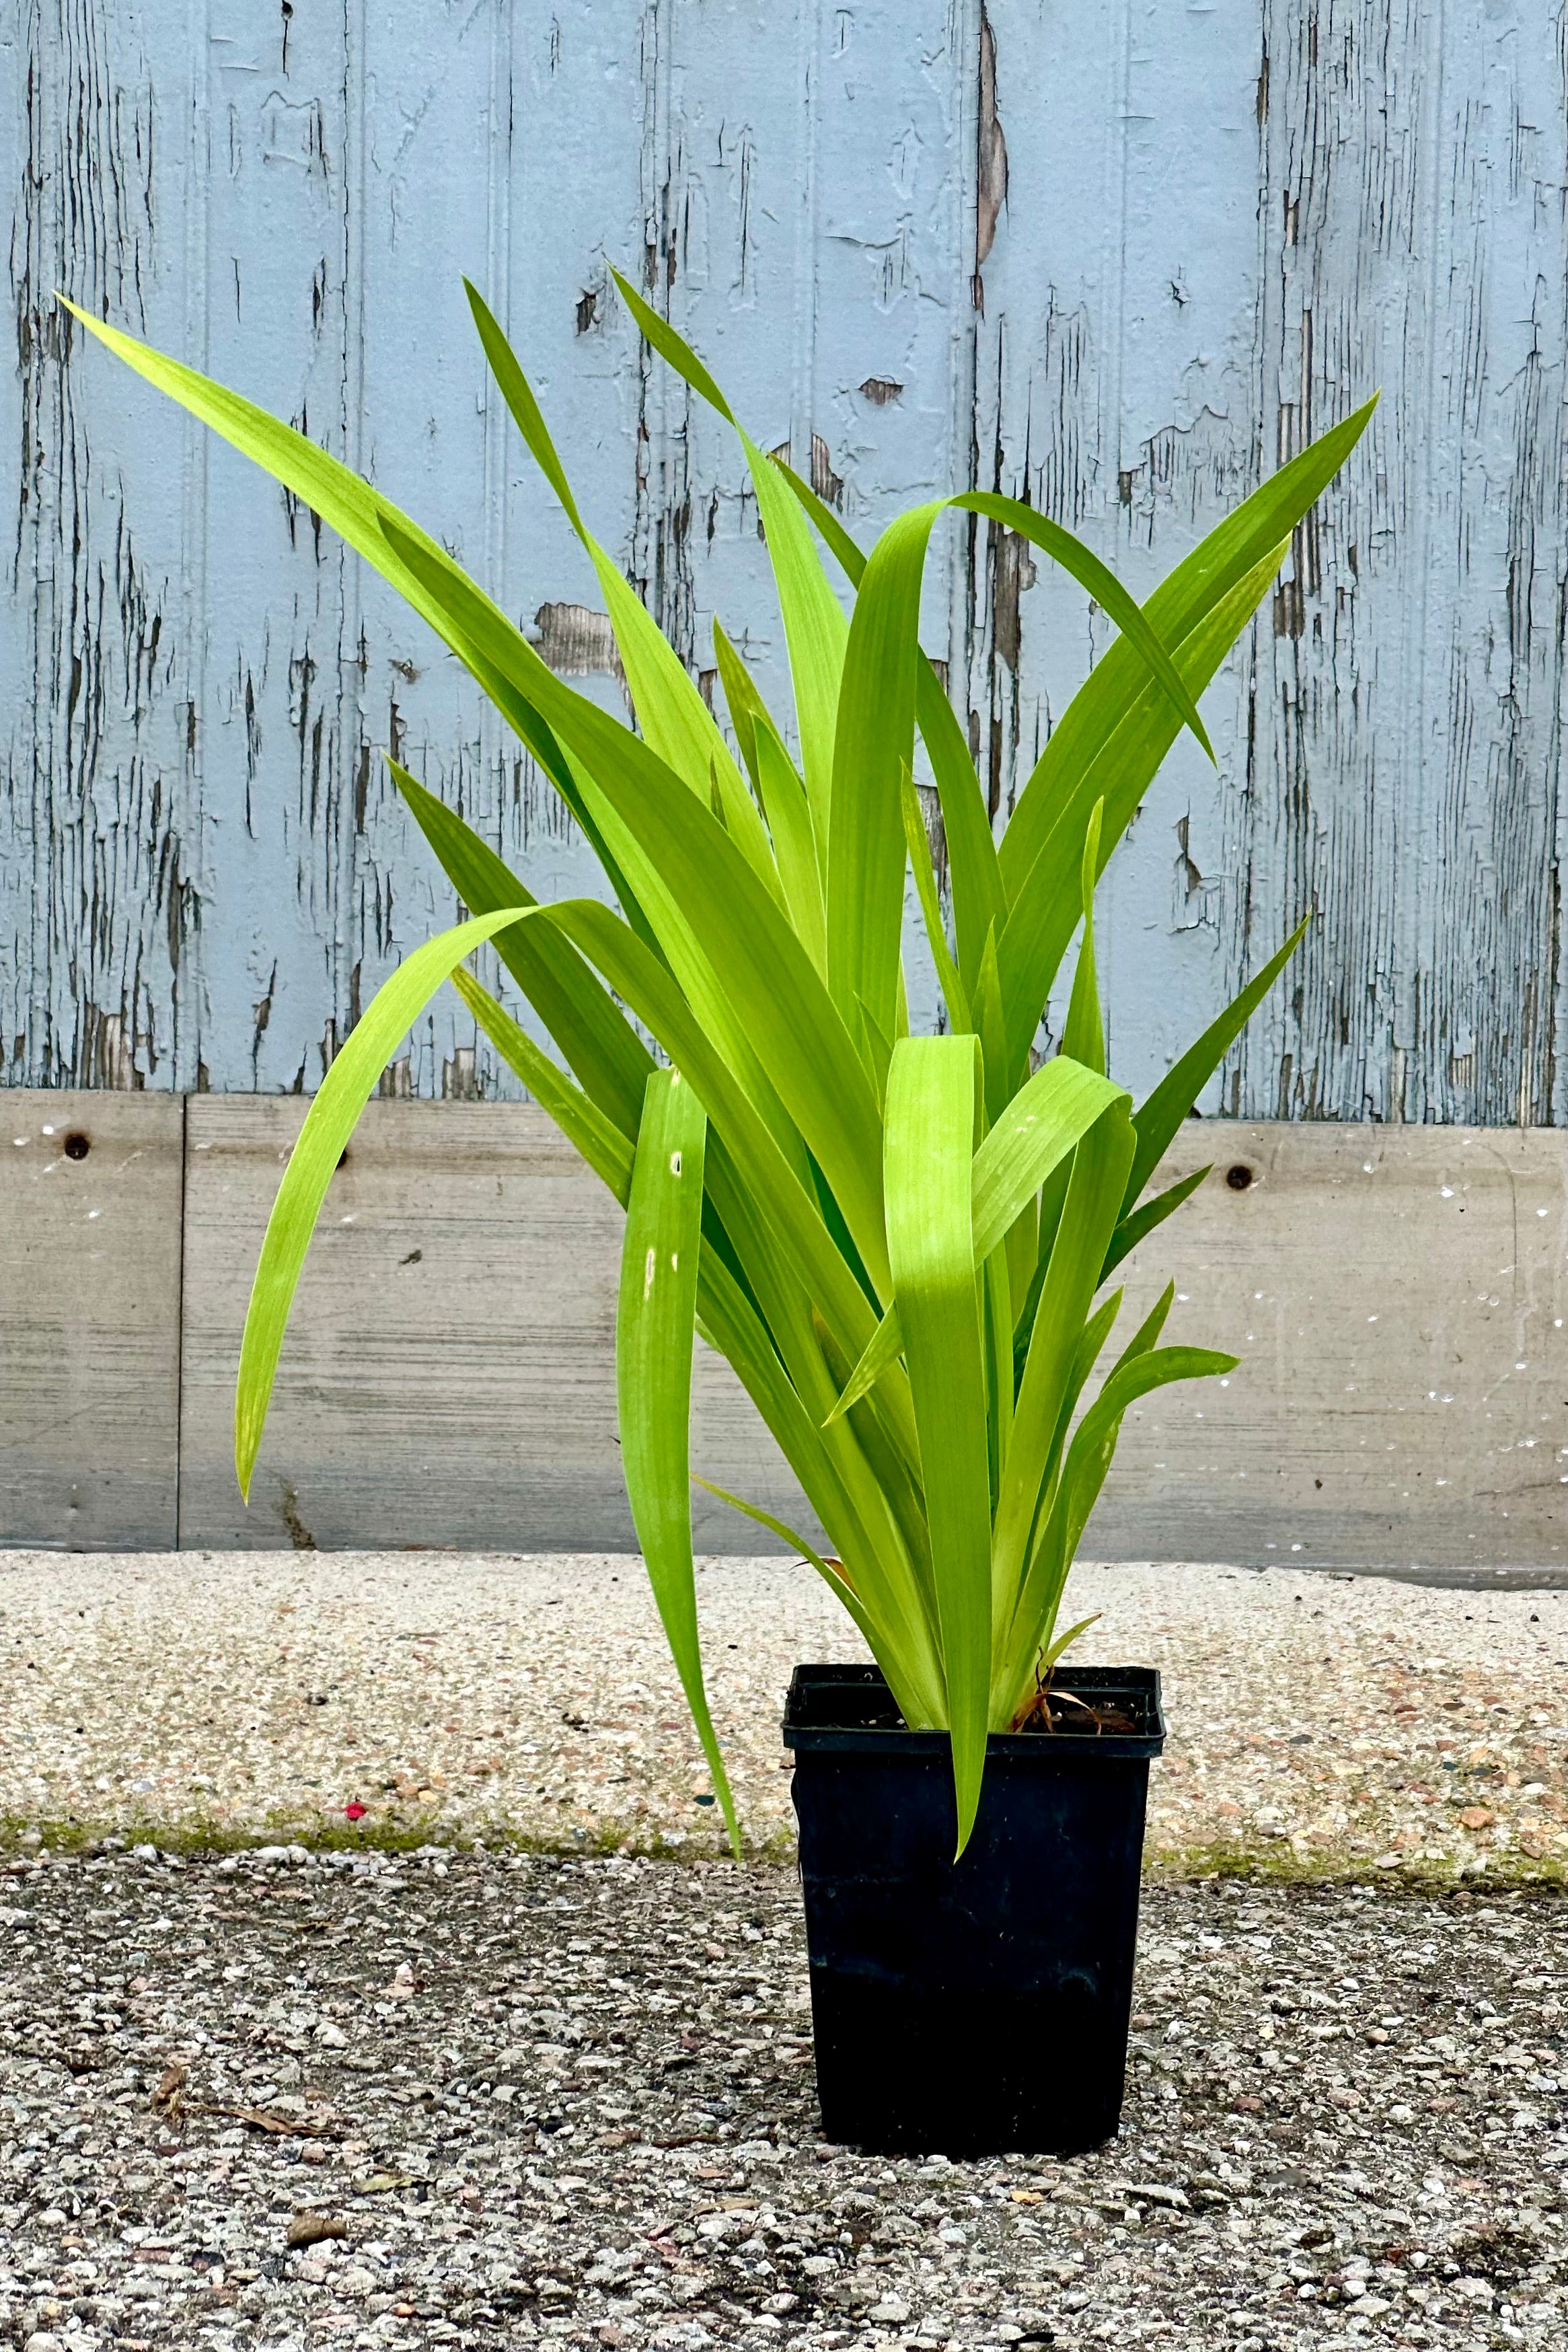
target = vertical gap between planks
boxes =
[789,0,823,502]
[946,0,983,817]
[180,0,213,1093]
[477,0,516,1095]
[1403,0,1450,1130]
[338,0,368,1075]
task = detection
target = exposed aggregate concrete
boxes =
[1,1849,1562,2352]
[0,1555,1561,1882]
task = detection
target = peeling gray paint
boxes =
[3,1,1563,1119]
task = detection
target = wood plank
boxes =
[175,1099,1564,1568]
[177,1097,821,1553]
[0,5,204,1087]
[193,1,361,1097]
[965,0,1567,1122]
[0,1093,183,1547]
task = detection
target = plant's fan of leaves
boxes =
[71,280,1368,1853]
[617,1069,741,1858]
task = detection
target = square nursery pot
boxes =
[782,1662,1165,2158]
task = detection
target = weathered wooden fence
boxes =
[1,5,1565,1560]
[3,1,1563,1112]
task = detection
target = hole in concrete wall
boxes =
[63,1132,90,1161]
[1226,1163,1255,1191]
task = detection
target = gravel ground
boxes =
[1,1847,1562,2352]
[0,1554,1561,1882]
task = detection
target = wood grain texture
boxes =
[171,1105,1568,1568]
[3,3,1559,1113]
[1,1094,1561,1564]
[0,1091,183,1546]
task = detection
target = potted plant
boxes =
[66,274,1370,2158]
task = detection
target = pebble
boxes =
[0,1847,1562,2349]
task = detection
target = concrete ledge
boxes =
[1,1095,1563,1569]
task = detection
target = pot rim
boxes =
[782,1661,1166,1760]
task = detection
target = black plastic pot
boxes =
[782,1662,1165,2158]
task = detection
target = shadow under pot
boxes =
[782,1662,1166,2158]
